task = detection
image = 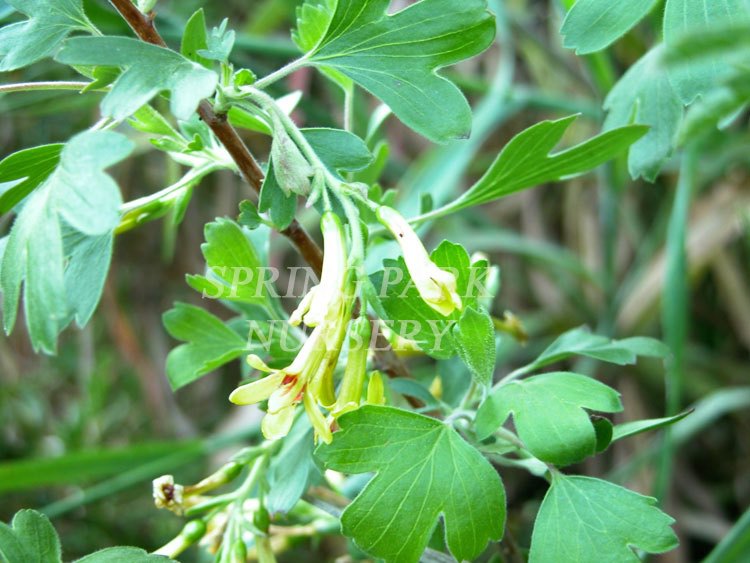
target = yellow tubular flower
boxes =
[331,316,371,418]
[230,211,356,442]
[290,212,349,328]
[376,206,462,316]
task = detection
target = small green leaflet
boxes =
[561,0,659,54]
[0,509,60,563]
[1,131,133,354]
[433,116,647,215]
[371,241,488,359]
[0,144,63,213]
[163,303,247,390]
[512,326,669,378]
[604,47,683,181]
[300,0,496,143]
[181,8,211,68]
[476,372,623,466]
[0,0,92,71]
[266,416,317,515]
[56,37,218,120]
[529,476,678,562]
[663,0,750,104]
[0,509,167,563]
[612,410,692,442]
[186,219,267,304]
[316,406,506,563]
[453,305,496,386]
[74,547,169,562]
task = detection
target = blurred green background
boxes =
[1,0,749,561]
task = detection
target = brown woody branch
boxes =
[108,0,413,385]
[108,0,323,274]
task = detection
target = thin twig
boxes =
[106,0,411,379]
[108,0,323,274]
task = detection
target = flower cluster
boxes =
[230,213,353,443]
[230,206,463,443]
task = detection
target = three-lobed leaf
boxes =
[56,37,218,120]
[437,116,647,214]
[316,405,506,563]
[0,131,133,354]
[301,0,496,143]
[604,47,683,181]
[476,372,623,465]
[163,303,248,390]
[186,218,267,304]
[530,475,678,562]
[0,0,91,71]
[516,326,669,377]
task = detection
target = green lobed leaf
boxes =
[186,218,267,304]
[56,37,218,120]
[604,46,683,181]
[561,0,659,54]
[452,305,496,386]
[266,416,317,515]
[316,405,506,563]
[163,302,248,390]
[75,547,168,562]
[476,372,623,466]
[302,0,496,143]
[62,229,113,327]
[371,241,488,359]
[0,131,133,354]
[529,475,678,562]
[0,0,91,71]
[517,326,669,376]
[0,510,61,563]
[0,144,64,213]
[198,18,235,62]
[442,116,647,213]
[181,8,211,68]
[663,0,750,104]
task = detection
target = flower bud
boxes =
[376,206,462,316]
[332,317,371,417]
[366,371,386,406]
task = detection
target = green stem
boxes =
[655,147,697,503]
[0,81,92,95]
[254,56,308,90]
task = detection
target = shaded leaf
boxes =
[0,510,61,563]
[56,37,218,120]
[0,0,91,71]
[604,47,683,181]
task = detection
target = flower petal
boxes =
[304,392,332,444]
[262,405,297,440]
[229,371,285,405]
